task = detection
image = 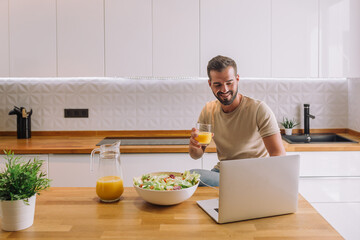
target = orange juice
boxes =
[96,176,124,202]
[195,132,212,145]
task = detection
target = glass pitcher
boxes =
[90,141,124,202]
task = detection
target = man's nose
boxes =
[220,84,228,93]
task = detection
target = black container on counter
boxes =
[9,106,33,139]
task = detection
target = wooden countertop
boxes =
[0,135,216,154]
[0,187,343,239]
[0,130,360,154]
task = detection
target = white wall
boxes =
[0,78,348,131]
[0,0,9,77]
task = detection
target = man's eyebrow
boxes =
[213,79,234,85]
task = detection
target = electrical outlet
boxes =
[64,109,89,118]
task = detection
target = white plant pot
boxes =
[0,195,36,231]
[285,128,293,136]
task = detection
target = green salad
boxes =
[133,170,200,191]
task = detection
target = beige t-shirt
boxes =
[198,95,280,169]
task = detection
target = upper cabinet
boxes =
[153,0,199,77]
[320,0,360,78]
[1,0,359,78]
[272,0,318,78]
[57,0,104,77]
[105,0,152,77]
[0,0,9,77]
[9,0,57,77]
[200,0,271,78]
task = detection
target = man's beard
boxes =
[214,88,238,105]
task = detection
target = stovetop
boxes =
[96,137,190,146]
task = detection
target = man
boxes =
[189,55,286,186]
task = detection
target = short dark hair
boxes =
[207,55,237,80]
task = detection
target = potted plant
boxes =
[0,150,51,231]
[280,117,299,135]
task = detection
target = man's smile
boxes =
[218,91,232,98]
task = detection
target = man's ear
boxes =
[236,74,240,81]
[208,79,211,87]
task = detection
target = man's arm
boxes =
[262,133,286,156]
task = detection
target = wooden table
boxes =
[0,188,343,239]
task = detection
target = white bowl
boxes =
[133,172,199,205]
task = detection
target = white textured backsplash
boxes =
[0,78,348,131]
[348,79,360,132]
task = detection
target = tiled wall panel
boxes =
[348,79,360,132]
[0,78,348,131]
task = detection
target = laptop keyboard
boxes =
[214,208,219,213]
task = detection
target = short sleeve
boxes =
[256,102,280,138]
[197,105,207,124]
[197,101,216,125]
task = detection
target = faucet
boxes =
[304,104,315,137]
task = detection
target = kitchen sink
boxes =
[282,133,358,144]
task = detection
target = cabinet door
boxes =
[48,153,201,187]
[200,0,271,77]
[105,0,152,77]
[0,154,49,175]
[320,0,360,78]
[0,0,9,77]
[272,0,318,77]
[153,0,200,77]
[121,153,202,187]
[287,151,360,177]
[9,0,56,77]
[48,154,97,187]
[202,153,219,170]
[57,0,104,77]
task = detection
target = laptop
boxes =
[197,154,300,224]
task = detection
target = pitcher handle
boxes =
[90,148,100,173]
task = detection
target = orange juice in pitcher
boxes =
[96,176,124,201]
[90,141,124,202]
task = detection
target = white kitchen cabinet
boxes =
[121,153,202,187]
[9,0,56,77]
[0,0,9,77]
[48,153,201,187]
[272,0,318,77]
[57,0,104,77]
[200,0,271,78]
[287,151,360,177]
[0,154,49,175]
[105,0,152,77]
[202,153,219,170]
[320,0,360,78]
[48,154,97,187]
[153,0,199,77]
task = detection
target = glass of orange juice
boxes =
[195,123,212,146]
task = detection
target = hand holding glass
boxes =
[195,123,212,146]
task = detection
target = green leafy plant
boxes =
[280,117,299,129]
[0,150,51,204]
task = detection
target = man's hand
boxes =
[189,127,204,160]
